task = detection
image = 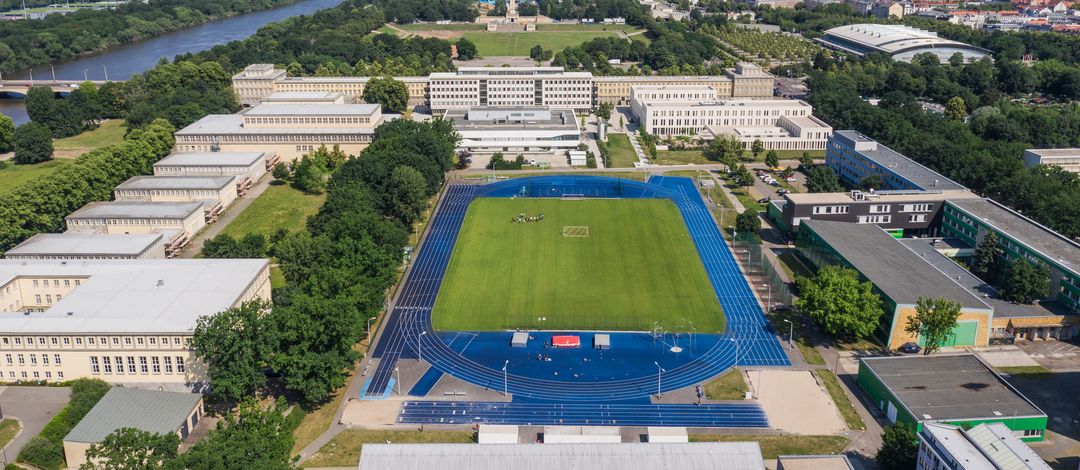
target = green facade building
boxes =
[857,355,1047,442]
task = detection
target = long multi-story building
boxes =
[773,189,977,235]
[826,130,966,191]
[231,63,776,109]
[1022,148,1080,173]
[152,152,276,196]
[629,85,831,150]
[173,103,387,160]
[0,258,271,386]
[4,233,169,260]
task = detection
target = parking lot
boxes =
[1016,339,1080,371]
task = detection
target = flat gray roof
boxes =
[833,130,966,191]
[65,388,200,443]
[862,355,1044,422]
[264,91,344,101]
[174,114,381,135]
[1024,148,1080,158]
[5,233,164,257]
[947,198,1080,276]
[357,443,765,470]
[244,103,379,116]
[445,107,578,131]
[67,201,204,220]
[899,238,1071,319]
[154,152,267,167]
[115,176,236,191]
[0,258,268,334]
[802,220,990,309]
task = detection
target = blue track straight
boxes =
[365,176,788,405]
[398,401,769,428]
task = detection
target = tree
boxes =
[735,210,761,237]
[1000,258,1049,304]
[0,115,14,152]
[175,398,295,470]
[751,139,764,160]
[795,266,883,339]
[530,45,544,60]
[798,151,814,169]
[859,174,883,191]
[292,152,329,194]
[764,150,779,169]
[387,166,429,226]
[271,162,291,180]
[456,37,478,60]
[80,428,180,470]
[704,135,743,167]
[733,164,754,188]
[190,300,275,402]
[13,122,53,164]
[362,77,409,114]
[876,425,918,470]
[905,297,962,355]
[803,165,844,193]
[596,101,614,121]
[945,96,967,121]
[971,231,1001,281]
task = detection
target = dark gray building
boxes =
[772,189,977,236]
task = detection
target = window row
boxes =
[89,355,186,375]
[2,335,188,348]
[5,353,61,365]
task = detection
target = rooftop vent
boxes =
[66,311,73,316]
[157,279,164,287]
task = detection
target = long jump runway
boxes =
[364,176,787,425]
[397,401,769,427]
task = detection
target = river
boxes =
[0,0,343,124]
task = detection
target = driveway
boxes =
[1015,339,1080,371]
[0,386,71,463]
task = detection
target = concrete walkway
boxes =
[177,175,275,258]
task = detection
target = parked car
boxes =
[757,197,769,203]
[777,188,790,195]
[898,342,921,354]
[785,177,797,182]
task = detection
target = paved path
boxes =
[0,386,71,465]
[177,175,274,258]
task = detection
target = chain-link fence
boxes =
[732,239,794,310]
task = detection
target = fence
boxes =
[732,239,794,310]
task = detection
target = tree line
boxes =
[192,119,457,406]
[357,0,478,23]
[0,0,298,73]
[552,21,733,75]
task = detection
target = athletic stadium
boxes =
[816,24,992,63]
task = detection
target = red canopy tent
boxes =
[552,335,580,348]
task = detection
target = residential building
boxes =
[357,442,766,470]
[871,1,907,18]
[445,107,581,154]
[796,220,994,349]
[918,422,1052,470]
[816,24,991,62]
[113,176,239,223]
[748,0,802,8]
[152,152,275,195]
[0,258,271,385]
[4,233,168,260]
[772,188,977,234]
[629,86,831,150]
[173,103,387,160]
[1022,148,1080,173]
[858,355,1047,441]
[826,130,966,191]
[64,388,204,468]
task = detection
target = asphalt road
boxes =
[0,386,71,464]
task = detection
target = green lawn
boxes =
[656,150,710,166]
[536,23,641,32]
[433,198,724,332]
[816,369,866,430]
[704,368,748,400]
[998,365,1053,379]
[397,23,484,31]
[0,418,20,451]
[689,435,848,459]
[303,430,475,468]
[606,134,639,168]
[218,184,325,238]
[0,159,72,193]
[463,31,621,56]
[53,119,127,158]
[377,25,398,35]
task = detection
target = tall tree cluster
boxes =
[795,266,883,340]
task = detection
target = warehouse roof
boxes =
[174,115,384,135]
[65,388,201,443]
[832,131,966,191]
[115,176,237,191]
[0,258,268,334]
[357,443,765,470]
[154,152,268,167]
[5,233,164,258]
[947,198,1080,276]
[67,201,204,220]
[861,355,1044,422]
[801,220,990,309]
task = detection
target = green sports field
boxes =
[462,31,622,56]
[432,198,724,332]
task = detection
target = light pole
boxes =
[763,283,772,311]
[366,317,376,343]
[50,64,55,82]
[782,319,793,350]
[502,360,509,396]
[102,65,109,82]
[83,69,89,81]
[394,366,401,395]
[28,70,33,85]
[417,330,428,364]
[729,337,739,369]
[654,361,665,398]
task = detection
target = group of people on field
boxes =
[511,211,544,224]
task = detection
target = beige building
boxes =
[4,233,168,260]
[65,201,207,255]
[0,258,271,385]
[152,152,275,196]
[262,91,349,104]
[629,85,832,150]
[231,63,776,110]
[64,388,204,468]
[173,103,386,160]
[1022,148,1080,173]
[113,176,239,223]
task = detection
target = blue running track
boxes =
[398,401,769,427]
[365,176,787,409]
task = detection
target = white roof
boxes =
[115,176,236,191]
[923,423,996,469]
[5,233,164,257]
[1024,148,1080,158]
[67,201,203,220]
[174,115,382,136]
[357,443,765,470]
[0,259,268,334]
[154,152,267,167]
[819,24,990,61]
[264,91,344,101]
[243,103,380,116]
[966,423,1052,470]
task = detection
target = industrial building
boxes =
[0,258,271,385]
[113,176,239,223]
[917,422,1052,470]
[816,24,991,62]
[4,233,168,260]
[826,131,966,191]
[152,151,275,195]
[1022,148,1080,173]
[173,103,387,160]
[64,388,204,468]
[231,63,776,109]
[444,107,581,154]
[628,85,831,150]
[858,355,1047,442]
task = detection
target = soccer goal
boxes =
[562,226,590,238]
